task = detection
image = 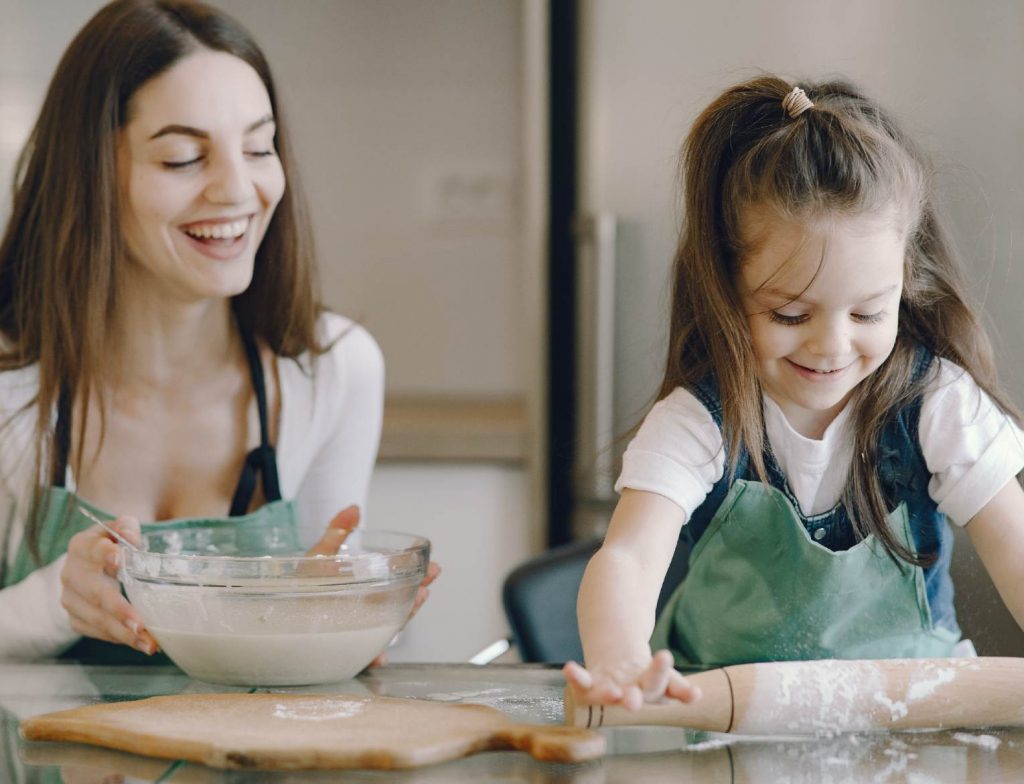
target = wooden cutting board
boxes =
[20,692,606,770]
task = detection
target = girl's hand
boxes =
[306,506,441,667]
[60,517,158,655]
[562,649,700,710]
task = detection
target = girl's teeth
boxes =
[184,218,248,240]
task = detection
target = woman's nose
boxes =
[204,153,254,204]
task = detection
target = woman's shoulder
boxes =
[0,363,41,416]
[281,312,384,399]
[313,312,384,378]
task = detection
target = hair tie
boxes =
[782,86,814,118]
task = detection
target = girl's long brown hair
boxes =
[0,0,323,564]
[661,75,1020,564]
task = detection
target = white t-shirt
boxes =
[617,359,1024,527]
[0,312,384,659]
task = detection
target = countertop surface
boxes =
[3,660,1023,782]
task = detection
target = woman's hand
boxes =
[562,649,700,710]
[307,506,441,667]
[60,517,158,655]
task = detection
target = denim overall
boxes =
[3,331,301,663]
[650,349,960,669]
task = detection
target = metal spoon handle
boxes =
[76,505,138,551]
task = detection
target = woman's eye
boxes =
[246,150,276,159]
[768,311,807,326]
[852,312,885,324]
[163,157,202,170]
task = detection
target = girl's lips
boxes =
[786,358,851,382]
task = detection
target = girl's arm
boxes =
[964,478,1024,631]
[564,488,700,710]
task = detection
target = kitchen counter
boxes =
[3,660,1023,782]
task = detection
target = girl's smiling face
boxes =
[738,207,906,438]
[118,48,285,303]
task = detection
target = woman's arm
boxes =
[964,478,1024,631]
[289,320,385,543]
[0,559,76,659]
[565,488,699,709]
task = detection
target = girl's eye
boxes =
[246,150,276,159]
[768,311,807,326]
[852,312,885,324]
[163,157,202,170]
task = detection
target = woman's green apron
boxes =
[3,331,300,664]
[651,479,959,670]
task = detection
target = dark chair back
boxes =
[502,536,690,663]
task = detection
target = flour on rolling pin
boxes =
[568,657,1024,736]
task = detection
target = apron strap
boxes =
[52,386,72,488]
[229,331,283,515]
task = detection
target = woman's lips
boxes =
[178,217,253,260]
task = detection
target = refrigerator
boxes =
[549,0,1024,652]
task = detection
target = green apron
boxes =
[3,331,301,664]
[651,480,959,670]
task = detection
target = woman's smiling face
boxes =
[738,207,906,438]
[118,48,285,303]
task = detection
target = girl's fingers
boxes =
[620,684,644,712]
[563,660,594,690]
[666,671,701,702]
[640,658,673,701]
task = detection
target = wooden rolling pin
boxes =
[565,657,1024,735]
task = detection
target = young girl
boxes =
[564,75,1024,710]
[0,0,437,662]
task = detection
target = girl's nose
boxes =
[204,153,254,205]
[807,317,850,357]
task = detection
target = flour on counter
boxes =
[951,732,1001,750]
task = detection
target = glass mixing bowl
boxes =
[120,529,430,686]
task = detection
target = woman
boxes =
[0,0,435,661]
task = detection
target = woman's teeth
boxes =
[183,218,248,241]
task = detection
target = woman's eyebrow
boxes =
[147,114,275,141]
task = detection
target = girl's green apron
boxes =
[651,480,959,669]
[4,332,301,664]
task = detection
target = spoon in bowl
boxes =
[76,505,141,551]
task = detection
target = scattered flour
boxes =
[951,732,1001,750]
[272,698,367,721]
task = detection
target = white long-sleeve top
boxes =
[0,312,384,660]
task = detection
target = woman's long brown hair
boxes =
[661,75,1020,564]
[0,0,323,564]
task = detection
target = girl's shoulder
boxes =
[920,357,1012,434]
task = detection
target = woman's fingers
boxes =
[305,505,361,557]
[62,521,156,653]
[421,561,440,588]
